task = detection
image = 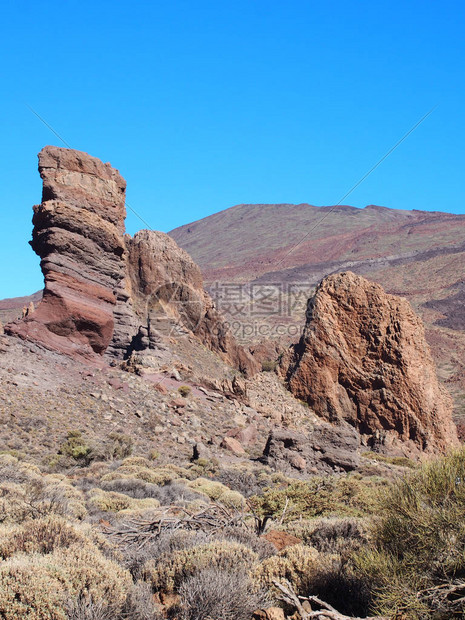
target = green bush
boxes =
[253,544,319,594]
[178,385,191,398]
[355,448,465,619]
[261,360,278,372]
[58,431,94,464]
[248,475,382,529]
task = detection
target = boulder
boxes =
[283,272,458,454]
[263,423,360,474]
[220,436,246,455]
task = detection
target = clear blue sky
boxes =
[1,0,464,298]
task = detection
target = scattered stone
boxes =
[252,608,285,620]
[220,436,246,455]
[262,530,301,551]
[169,398,187,409]
[226,424,258,447]
[192,442,210,461]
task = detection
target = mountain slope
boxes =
[170,203,465,416]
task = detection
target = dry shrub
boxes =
[101,477,161,499]
[0,523,131,619]
[215,466,271,498]
[0,516,114,561]
[121,530,211,579]
[120,581,163,620]
[0,466,84,523]
[66,594,117,620]
[147,539,258,592]
[253,543,319,595]
[220,526,276,560]
[0,515,87,558]
[66,581,162,620]
[101,478,204,506]
[88,489,160,513]
[0,555,67,620]
[179,568,270,620]
[101,461,190,486]
[286,516,368,556]
[187,477,245,508]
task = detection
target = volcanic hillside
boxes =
[170,203,465,415]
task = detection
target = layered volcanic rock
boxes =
[7,147,127,358]
[125,230,259,376]
[283,272,458,454]
[7,147,258,375]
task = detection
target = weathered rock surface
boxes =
[7,147,258,376]
[6,146,127,358]
[125,230,259,376]
[262,529,301,551]
[263,423,360,474]
[283,272,458,454]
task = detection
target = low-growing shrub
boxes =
[106,433,134,460]
[88,489,160,513]
[286,517,368,556]
[147,540,258,592]
[0,456,83,523]
[248,475,383,529]
[0,515,88,558]
[0,541,132,619]
[261,360,278,372]
[59,431,94,464]
[0,555,67,620]
[120,581,163,620]
[354,448,465,618]
[215,467,270,498]
[187,477,245,508]
[253,543,319,595]
[361,451,417,469]
[178,385,191,398]
[179,568,270,620]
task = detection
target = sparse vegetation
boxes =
[354,447,465,618]
[261,360,278,372]
[178,385,191,398]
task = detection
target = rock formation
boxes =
[7,147,258,375]
[123,230,260,375]
[263,423,360,474]
[7,146,127,358]
[283,272,458,454]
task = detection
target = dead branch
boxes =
[272,579,388,620]
[104,502,251,548]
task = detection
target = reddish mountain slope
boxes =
[170,203,465,416]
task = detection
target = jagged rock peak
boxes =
[7,146,127,358]
[126,229,260,376]
[283,271,458,455]
[7,147,258,376]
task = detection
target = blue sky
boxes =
[1,0,464,298]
